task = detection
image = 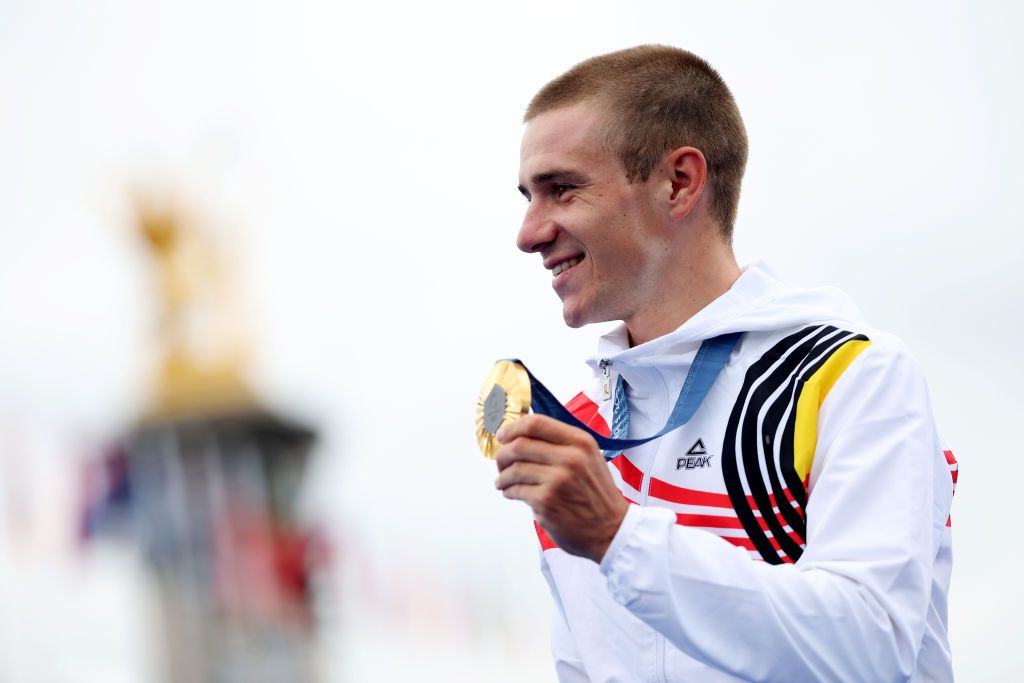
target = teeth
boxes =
[552,257,580,277]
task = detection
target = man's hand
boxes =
[494,414,629,563]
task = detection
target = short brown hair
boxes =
[525,45,748,238]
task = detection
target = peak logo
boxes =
[677,439,714,470]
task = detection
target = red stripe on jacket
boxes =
[535,393,806,553]
[944,450,958,527]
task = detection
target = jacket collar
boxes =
[586,261,866,381]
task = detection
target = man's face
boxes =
[517,102,669,329]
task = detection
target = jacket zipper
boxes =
[652,370,669,683]
[603,360,669,682]
[599,359,612,401]
[655,633,666,683]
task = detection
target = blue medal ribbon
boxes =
[510,332,741,461]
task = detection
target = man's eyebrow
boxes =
[517,169,588,198]
[532,169,586,185]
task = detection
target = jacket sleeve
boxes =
[597,343,954,682]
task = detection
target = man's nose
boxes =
[516,202,558,254]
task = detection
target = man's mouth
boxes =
[552,256,583,277]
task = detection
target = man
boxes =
[494,45,955,682]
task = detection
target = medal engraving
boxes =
[475,360,531,459]
[483,384,508,435]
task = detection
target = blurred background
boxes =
[0,1,1021,680]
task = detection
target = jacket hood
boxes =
[587,261,868,373]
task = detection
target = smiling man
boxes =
[495,46,955,682]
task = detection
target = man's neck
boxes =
[625,242,741,348]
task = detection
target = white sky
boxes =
[0,1,1022,680]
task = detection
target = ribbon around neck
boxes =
[511,332,741,461]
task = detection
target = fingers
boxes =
[494,461,547,491]
[496,414,597,450]
[498,479,557,515]
[498,483,541,506]
[491,414,627,564]
[494,436,570,471]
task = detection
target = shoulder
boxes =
[806,325,938,454]
[824,327,929,405]
[737,321,923,378]
[729,322,933,431]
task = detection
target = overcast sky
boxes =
[0,1,1022,680]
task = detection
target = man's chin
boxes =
[561,303,611,329]
[561,306,584,328]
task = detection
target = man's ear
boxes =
[664,146,708,222]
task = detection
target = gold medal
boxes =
[475,360,531,459]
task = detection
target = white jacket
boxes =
[538,262,956,682]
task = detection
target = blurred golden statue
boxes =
[82,192,324,683]
[135,196,257,419]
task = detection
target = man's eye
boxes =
[553,184,574,197]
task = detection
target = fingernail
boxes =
[495,426,506,442]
